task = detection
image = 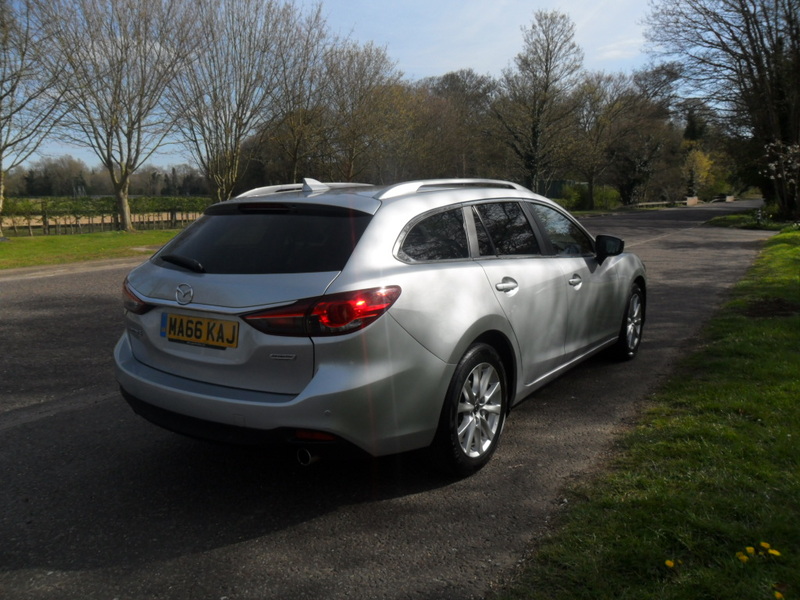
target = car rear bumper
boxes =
[114,328,454,457]
[120,387,369,463]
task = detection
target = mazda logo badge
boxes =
[176,283,194,305]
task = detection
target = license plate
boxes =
[161,313,239,349]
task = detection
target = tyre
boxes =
[432,343,508,477]
[613,283,644,360]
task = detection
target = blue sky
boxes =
[308,0,652,79]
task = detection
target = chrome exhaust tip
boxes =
[296,448,320,467]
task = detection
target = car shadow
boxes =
[0,400,454,573]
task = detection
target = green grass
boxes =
[707,208,794,231]
[0,230,179,270]
[493,231,800,600]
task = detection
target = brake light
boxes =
[244,286,401,337]
[122,279,154,315]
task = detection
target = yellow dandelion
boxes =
[768,549,781,557]
[736,552,749,563]
[665,560,675,568]
[761,542,772,550]
[774,592,784,599]
[746,546,756,555]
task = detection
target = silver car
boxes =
[115,178,646,475]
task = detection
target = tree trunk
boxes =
[115,183,134,231]
[0,168,5,238]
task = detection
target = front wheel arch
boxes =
[612,280,645,360]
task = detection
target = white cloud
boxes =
[595,37,646,62]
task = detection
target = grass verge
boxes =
[493,230,800,600]
[707,208,792,231]
[0,230,179,270]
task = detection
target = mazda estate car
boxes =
[115,178,646,475]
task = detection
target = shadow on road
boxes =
[0,405,455,573]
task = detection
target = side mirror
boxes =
[595,235,625,264]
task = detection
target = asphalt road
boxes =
[0,200,775,600]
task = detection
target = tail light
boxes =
[244,286,401,337]
[122,279,154,315]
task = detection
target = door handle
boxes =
[495,277,518,292]
[568,275,582,287]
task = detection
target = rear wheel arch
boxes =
[431,341,510,476]
[472,330,516,412]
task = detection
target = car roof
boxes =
[226,177,553,215]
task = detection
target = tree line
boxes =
[0,0,797,236]
[5,157,209,198]
[1,195,210,236]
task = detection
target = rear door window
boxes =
[473,202,541,256]
[398,208,469,262]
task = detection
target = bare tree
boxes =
[568,72,637,208]
[321,41,403,182]
[168,0,311,202]
[569,69,683,208]
[0,0,64,236]
[35,0,199,230]
[493,10,584,193]
[598,65,683,205]
[266,3,333,184]
[420,69,498,178]
[646,0,800,217]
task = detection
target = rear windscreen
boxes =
[155,206,372,274]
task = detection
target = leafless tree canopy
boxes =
[0,0,64,235]
[321,41,402,181]
[494,10,585,193]
[2,0,799,232]
[167,0,309,203]
[33,0,200,230]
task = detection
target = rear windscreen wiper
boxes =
[160,253,206,273]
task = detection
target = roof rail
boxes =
[374,179,528,200]
[235,178,372,199]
